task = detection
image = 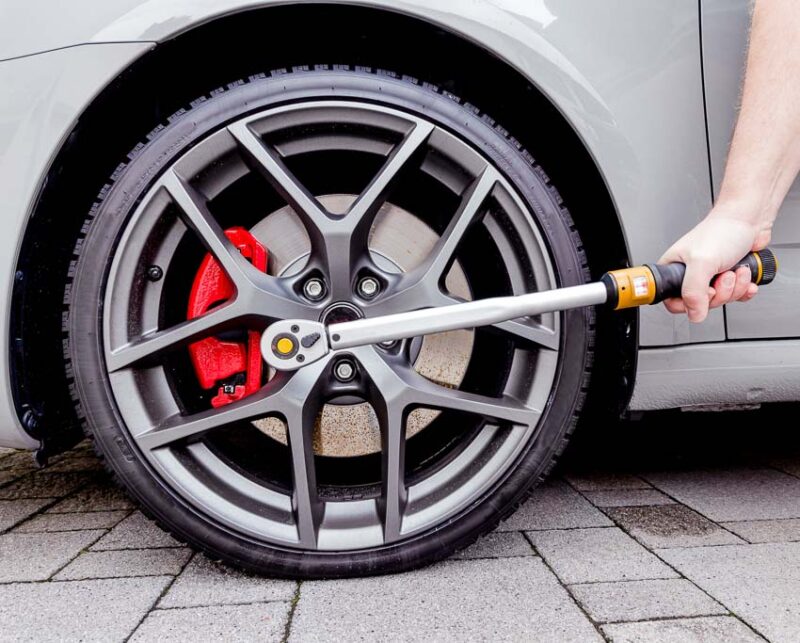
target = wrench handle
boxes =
[602,249,777,310]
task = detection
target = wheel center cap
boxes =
[321,302,363,326]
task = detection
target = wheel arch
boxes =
[11,2,634,458]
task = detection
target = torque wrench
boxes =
[262,249,778,371]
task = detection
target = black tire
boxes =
[66,66,593,578]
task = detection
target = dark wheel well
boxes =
[10,3,633,459]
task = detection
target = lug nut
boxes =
[303,278,326,301]
[357,276,380,299]
[379,340,398,349]
[333,359,357,382]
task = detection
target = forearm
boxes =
[714,0,800,230]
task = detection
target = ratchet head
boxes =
[261,319,329,371]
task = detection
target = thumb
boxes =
[681,261,715,323]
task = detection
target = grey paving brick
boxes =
[451,531,535,560]
[0,498,50,531]
[528,527,678,584]
[290,557,601,642]
[0,576,172,642]
[159,554,295,608]
[0,530,104,582]
[607,504,746,549]
[643,468,800,521]
[583,489,675,508]
[660,542,800,643]
[132,602,289,642]
[15,510,129,533]
[46,482,134,512]
[602,616,766,643]
[565,472,651,491]
[570,579,726,623]
[0,472,93,500]
[55,546,191,580]
[91,511,181,550]
[497,480,612,531]
[721,518,800,544]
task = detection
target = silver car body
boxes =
[1,0,797,449]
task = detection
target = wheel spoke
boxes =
[227,121,331,234]
[107,301,243,372]
[493,319,560,351]
[407,168,497,288]
[277,362,328,547]
[134,373,292,450]
[345,121,434,246]
[396,364,538,426]
[373,399,407,542]
[161,171,257,290]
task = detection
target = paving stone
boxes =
[452,531,535,560]
[643,468,800,521]
[0,472,93,500]
[602,616,766,643]
[721,519,800,544]
[132,603,289,642]
[15,510,129,533]
[55,547,191,580]
[570,579,726,623]
[0,451,37,474]
[497,481,612,531]
[159,554,295,608]
[290,557,601,642]
[607,504,746,549]
[91,511,180,550]
[0,576,171,641]
[46,455,105,473]
[528,527,677,584]
[0,530,104,582]
[0,499,50,531]
[565,472,651,491]
[660,542,800,643]
[583,489,675,508]
[46,482,134,512]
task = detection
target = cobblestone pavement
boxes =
[1,406,799,642]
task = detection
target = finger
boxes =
[709,271,735,308]
[664,298,686,314]
[682,261,716,323]
[739,283,759,303]
[731,265,752,301]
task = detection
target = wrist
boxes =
[707,197,775,233]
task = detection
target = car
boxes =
[1,0,794,578]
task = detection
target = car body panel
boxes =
[703,0,800,340]
[0,0,788,447]
[0,42,154,448]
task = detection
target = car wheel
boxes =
[65,66,593,578]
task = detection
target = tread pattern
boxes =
[62,65,595,574]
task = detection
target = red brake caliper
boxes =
[187,227,268,408]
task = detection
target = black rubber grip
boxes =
[647,248,777,305]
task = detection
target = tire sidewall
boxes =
[68,69,592,578]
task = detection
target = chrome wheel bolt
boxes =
[303,278,326,301]
[357,276,380,299]
[379,340,398,349]
[333,359,356,382]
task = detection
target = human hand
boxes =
[658,208,772,322]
